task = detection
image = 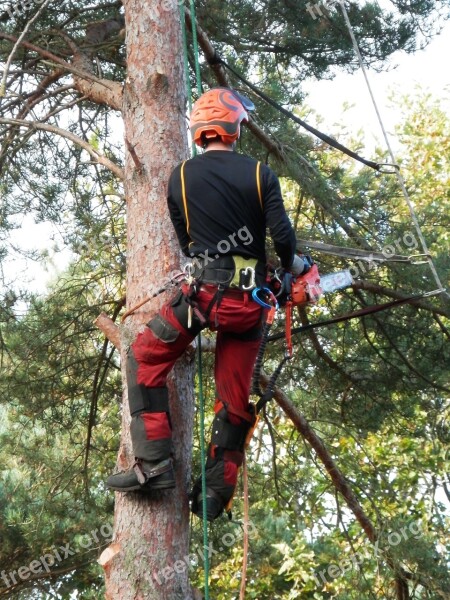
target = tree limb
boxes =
[260,369,377,542]
[352,280,450,318]
[297,305,363,384]
[0,561,94,597]
[84,299,124,478]
[260,371,438,595]
[0,32,123,110]
[55,21,124,110]
[0,0,52,97]
[0,118,124,179]
[94,312,121,349]
[354,290,450,394]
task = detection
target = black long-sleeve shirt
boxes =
[167,150,296,269]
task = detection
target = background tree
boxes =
[0,0,449,598]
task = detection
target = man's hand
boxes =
[290,254,314,276]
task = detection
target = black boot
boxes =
[190,403,256,521]
[190,456,238,521]
[190,484,226,522]
[106,458,175,492]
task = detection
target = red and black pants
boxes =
[127,283,264,507]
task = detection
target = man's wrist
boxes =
[290,254,305,276]
[290,254,313,276]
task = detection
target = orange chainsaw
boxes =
[268,255,353,308]
[251,257,353,403]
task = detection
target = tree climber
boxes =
[106,87,310,521]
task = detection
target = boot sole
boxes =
[108,481,176,492]
[107,475,176,492]
[141,479,176,492]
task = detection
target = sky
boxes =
[1,213,73,300]
[301,16,450,153]
[2,9,450,297]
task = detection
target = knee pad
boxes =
[169,288,206,335]
[126,350,169,416]
[147,313,180,343]
[211,403,255,453]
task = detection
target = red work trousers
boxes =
[130,284,264,498]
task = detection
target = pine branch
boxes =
[297,304,363,385]
[352,280,450,318]
[0,561,93,597]
[0,117,124,179]
[93,312,121,349]
[0,0,52,97]
[261,370,436,596]
[0,32,123,110]
[84,298,125,476]
[262,368,377,541]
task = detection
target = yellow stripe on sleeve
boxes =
[256,161,263,209]
[180,160,190,234]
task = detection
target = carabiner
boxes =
[241,266,256,290]
[183,262,196,284]
[252,287,279,310]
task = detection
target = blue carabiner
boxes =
[252,287,279,310]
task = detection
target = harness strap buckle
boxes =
[133,458,172,485]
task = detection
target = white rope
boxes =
[338,0,447,297]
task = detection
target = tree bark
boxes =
[102,1,195,598]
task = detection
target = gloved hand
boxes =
[290,254,314,276]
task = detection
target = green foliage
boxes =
[0,0,449,594]
[0,186,125,597]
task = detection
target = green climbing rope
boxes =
[179,2,210,598]
[197,334,210,600]
[180,3,192,112]
[189,0,202,97]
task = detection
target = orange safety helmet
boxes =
[189,87,255,147]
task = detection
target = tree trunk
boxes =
[103,1,194,598]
